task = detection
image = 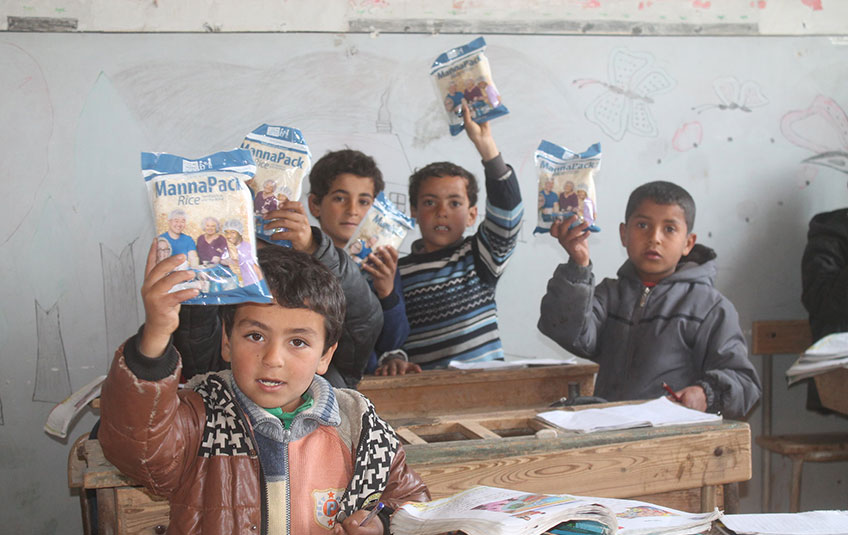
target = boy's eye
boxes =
[332,195,346,203]
[665,226,676,233]
[636,222,648,229]
[423,199,435,207]
[290,338,309,348]
[358,199,373,207]
[246,332,264,342]
[450,201,462,207]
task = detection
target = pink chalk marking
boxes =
[672,122,703,152]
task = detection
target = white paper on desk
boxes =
[447,357,574,370]
[720,511,848,535]
[804,332,848,358]
[537,397,720,433]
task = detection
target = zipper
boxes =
[639,285,651,307]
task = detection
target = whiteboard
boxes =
[1,32,847,531]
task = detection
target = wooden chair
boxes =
[68,433,93,535]
[752,320,848,512]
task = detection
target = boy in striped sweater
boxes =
[376,103,523,374]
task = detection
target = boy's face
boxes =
[411,175,477,253]
[619,200,696,284]
[308,173,376,248]
[222,302,336,411]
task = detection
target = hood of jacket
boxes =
[617,243,719,287]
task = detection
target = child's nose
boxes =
[262,345,286,367]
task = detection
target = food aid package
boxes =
[344,192,415,268]
[142,148,272,305]
[534,140,602,235]
[431,36,509,136]
[241,124,312,247]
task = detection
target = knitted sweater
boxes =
[398,154,523,368]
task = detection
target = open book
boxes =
[536,396,721,434]
[786,332,848,385]
[391,485,721,535]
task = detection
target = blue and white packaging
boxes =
[343,192,415,268]
[534,140,602,235]
[240,124,312,247]
[431,36,509,136]
[142,148,272,305]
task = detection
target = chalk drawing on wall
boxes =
[33,301,72,403]
[101,242,140,367]
[672,121,704,152]
[0,42,53,246]
[574,47,675,141]
[692,76,768,114]
[0,393,4,425]
[781,95,848,175]
[377,84,392,133]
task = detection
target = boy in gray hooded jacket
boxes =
[538,181,760,419]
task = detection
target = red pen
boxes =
[662,382,683,403]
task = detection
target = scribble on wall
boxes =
[574,48,675,141]
[33,301,72,403]
[0,394,4,425]
[692,76,768,114]
[376,84,392,133]
[781,95,848,174]
[672,121,703,152]
[101,242,140,367]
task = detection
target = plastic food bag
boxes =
[534,140,602,235]
[241,124,312,246]
[431,36,509,136]
[343,192,414,268]
[142,148,272,305]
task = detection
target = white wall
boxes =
[1,6,847,533]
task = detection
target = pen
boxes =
[662,382,683,403]
[360,502,384,527]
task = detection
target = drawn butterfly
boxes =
[692,76,768,114]
[781,95,848,174]
[574,48,676,141]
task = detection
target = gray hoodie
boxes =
[538,244,761,419]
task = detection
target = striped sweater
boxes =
[399,155,523,368]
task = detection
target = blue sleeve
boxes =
[374,270,410,354]
[475,154,524,285]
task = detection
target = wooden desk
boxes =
[813,367,848,416]
[395,407,751,513]
[71,405,750,533]
[357,363,598,420]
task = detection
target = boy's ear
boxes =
[410,204,418,218]
[220,326,232,363]
[465,205,479,228]
[307,193,321,219]
[683,232,697,255]
[316,342,338,375]
[619,222,628,247]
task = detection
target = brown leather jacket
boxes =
[99,336,429,534]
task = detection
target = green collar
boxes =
[263,394,314,429]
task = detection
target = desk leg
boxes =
[700,484,717,512]
[96,488,117,535]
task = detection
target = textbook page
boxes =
[537,397,720,433]
[720,511,848,535]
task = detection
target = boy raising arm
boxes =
[378,103,524,374]
[100,243,428,534]
[538,181,760,419]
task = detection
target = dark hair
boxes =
[219,248,345,352]
[625,180,696,232]
[308,149,384,201]
[409,162,479,208]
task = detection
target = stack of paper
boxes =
[448,357,575,370]
[719,511,848,535]
[536,397,721,434]
[390,485,721,535]
[786,332,848,385]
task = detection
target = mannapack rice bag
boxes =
[431,36,509,136]
[241,124,312,247]
[534,140,602,235]
[343,192,414,268]
[142,148,272,305]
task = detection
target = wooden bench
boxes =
[752,320,848,512]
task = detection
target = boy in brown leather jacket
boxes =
[99,243,428,535]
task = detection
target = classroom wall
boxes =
[1,3,847,533]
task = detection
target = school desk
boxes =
[357,363,599,420]
[69,404,749,534]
